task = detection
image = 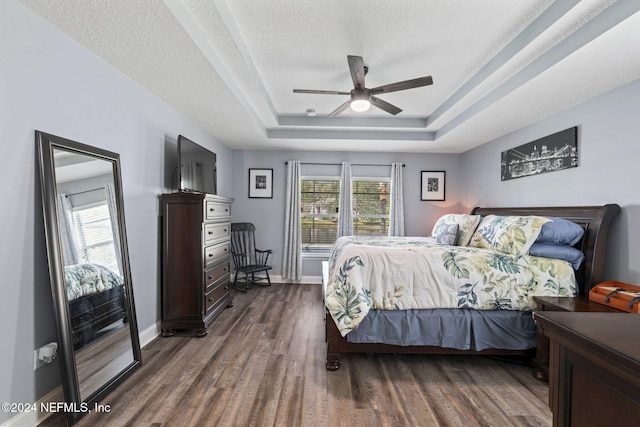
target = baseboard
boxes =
[139,321,161,348]
[270,274,322,284]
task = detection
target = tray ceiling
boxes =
[19,0,640,153]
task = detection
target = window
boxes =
[301,177,339,253]
[352,178,390,236]
[73,202,120,274]
[300,176,390,254]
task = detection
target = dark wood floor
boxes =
[40,283,551,426]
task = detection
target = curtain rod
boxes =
[66,186,105,197]
[285,161,404,167]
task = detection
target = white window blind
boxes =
[73,203,120,274]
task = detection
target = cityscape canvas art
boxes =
[501,127,578,181]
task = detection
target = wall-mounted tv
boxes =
[178,135,217,194]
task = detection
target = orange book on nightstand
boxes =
[589,281,640,313]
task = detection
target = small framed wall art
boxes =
[420,171,446,201]
[248,168,273,198]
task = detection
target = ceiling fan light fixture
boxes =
[350,94,371,112]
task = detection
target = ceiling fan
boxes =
[293,55,433,117]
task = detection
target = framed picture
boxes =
[420,171,446,201]
[501,126,578,181]
[248,168,273,198]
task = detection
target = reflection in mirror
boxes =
[37,132,141,424]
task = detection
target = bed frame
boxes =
[325,204,621,370]
[70,286,127,350]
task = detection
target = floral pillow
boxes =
[431,214,481,246]
[468,215,550,257]
[433,223,459,245]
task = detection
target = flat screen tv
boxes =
[177,135,217,194]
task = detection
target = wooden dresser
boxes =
[531,296,622,381]
[534,311,640,427]
[160,193,234,337]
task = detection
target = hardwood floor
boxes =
[40,283,551,426]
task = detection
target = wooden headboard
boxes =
[471,205,621,297]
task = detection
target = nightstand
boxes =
[531,296,622,381]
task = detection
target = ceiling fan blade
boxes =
[327,100,351,117]
[370,96,402,115]
[370,76,433,95]
[347,55,366,89]
[293,89,351,95]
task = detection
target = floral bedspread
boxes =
[324,236,576,336]
[64,263,124,301]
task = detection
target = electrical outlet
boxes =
[33,342,58,370]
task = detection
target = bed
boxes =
[324,205,621,370]
[64,263,128,349]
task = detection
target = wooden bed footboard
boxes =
[324,204,621,370]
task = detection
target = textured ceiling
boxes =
[19,0,640,153]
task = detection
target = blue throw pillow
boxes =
[536,217,584,246]
[529,243,585,269]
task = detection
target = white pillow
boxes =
[431,214,481,246]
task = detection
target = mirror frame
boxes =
[37,131,142,424]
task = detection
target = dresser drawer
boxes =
[205,282,229,312]
[204,222,230,244]
[204,242,229,267]
[205,200,231,220]
[205,262,229,293]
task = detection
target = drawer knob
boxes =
[208,253,213,257]
[224,267,228,271]
[209,297,214,302]
[208,231,213,235]
[208,275,214,280]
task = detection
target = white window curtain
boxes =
[389,162,405,236]
[337,161,353,237]
[56,194,83,265]
[105,183,123,275]
[282,160,302,282]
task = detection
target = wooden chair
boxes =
[230,223,272,292]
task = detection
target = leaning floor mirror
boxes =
[37,131,142,424]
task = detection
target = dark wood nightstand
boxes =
[531,296,622,381]
[534,312,640,426]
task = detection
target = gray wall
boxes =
[3,0,640,421]
[0,1,231,421]
[461,78,640,284]
[230,150,464,278]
